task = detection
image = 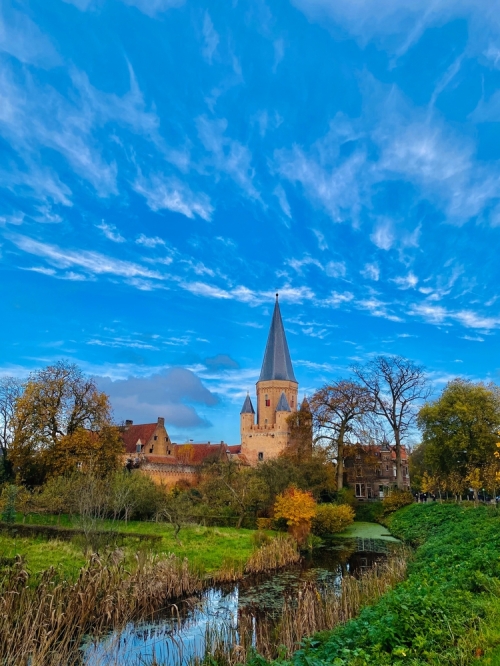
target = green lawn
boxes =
[335,521,400,541]
[0,513,258,577]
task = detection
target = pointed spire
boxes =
[276,391,291,412]
[300,396,311,412]
[259,295,297,382]
[240,393,255,414]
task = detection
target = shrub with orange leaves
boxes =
[273,485,317,544]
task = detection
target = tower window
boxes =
[154,435,158,441]
[265,394,270,406]
[264,418,268,424]
[258,452,264,461]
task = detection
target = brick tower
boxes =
[240,295,298,465]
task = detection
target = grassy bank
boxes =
[248,504,500,666]
[0,514,258,577]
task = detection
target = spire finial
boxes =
[276,292,279,301]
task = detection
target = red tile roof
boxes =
[121,423,157,454]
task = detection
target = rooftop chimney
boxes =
[125,419,133,427]
[158,417,165,427]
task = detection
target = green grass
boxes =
[0,513,258,577]
[334,521,400,541]
[248,504,500,666]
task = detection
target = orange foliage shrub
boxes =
[273,485,317,544]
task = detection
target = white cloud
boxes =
[462,335,485,342]
[274,184,292,218]
[121,0,184,16]
[325,260,346,278]
[409,302,500,330]
[370,220,394,250]
[323,291,354,307]
[135,234,166,248]
[357,297,403,322]
[202,12,219,63]
[10,234,163,280]
[290,0,500,57]
[96,221,126,243]
[196,116,260,199]
[392,272,418,289]
[133,171,213,220]
[0,7,59,66]
[361,262,380,280]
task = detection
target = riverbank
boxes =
[0,515,260,577]
[249,503,500,666]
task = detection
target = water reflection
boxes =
[84,541,389,666]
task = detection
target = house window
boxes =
[356,467,362,478]
[386,464,389,471]
[367,485,372,498]
[355,483,366,497]
[376,468,381,477]
[154,435,158,441]
[167,449,171,455]
[258,452,264,461]
[393,467,397,478]
[149,447,154,453]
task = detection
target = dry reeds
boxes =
[200,549,410,664]
[0,551,202,666]
[244,534,300,574]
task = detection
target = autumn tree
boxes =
[309,380,373,490]
[10,361,121,485]
[0,377,23,480]
[285,397,313,462]
[353,356,429,489]
[273,485,317,544]
[200,459,269,528]
[418,379,500,481]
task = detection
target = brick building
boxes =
[344,439,410,499]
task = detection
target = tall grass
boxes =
[0,552,202,666]
[198,549,409,664]
[0,535,302,665]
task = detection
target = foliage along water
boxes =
[84,529,397,666]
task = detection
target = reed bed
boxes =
[0,534,301,665]
[198,548,410,664]
[0,552,202,666]
[244,534,300,574]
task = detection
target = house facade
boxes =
[344,440,410,499]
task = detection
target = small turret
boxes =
[240,393,255,430]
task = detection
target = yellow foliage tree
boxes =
[466,466,483,505]
[273,485,317,544]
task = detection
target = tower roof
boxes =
[259,295,297,383]
[276,391,291,412]
[240,394,255,414]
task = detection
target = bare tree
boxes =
[309,380,373,490]
[0,377,23,477]
[353,356,429,489]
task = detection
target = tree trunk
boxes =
[337,425,346,490]
[394,430,403,489]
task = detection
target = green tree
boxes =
[418,379,500,479]
[0,377,23,481]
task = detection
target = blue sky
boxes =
[2,0,500,443]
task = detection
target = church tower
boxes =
[240,295,299,465]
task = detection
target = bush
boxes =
[355,500,384,522]
[382,489,414,514]
[312,503,355,536]
[251,530,271,548]
[256,517,272,531]
[335,487,356,506]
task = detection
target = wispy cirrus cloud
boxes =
[133,171,213,220]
